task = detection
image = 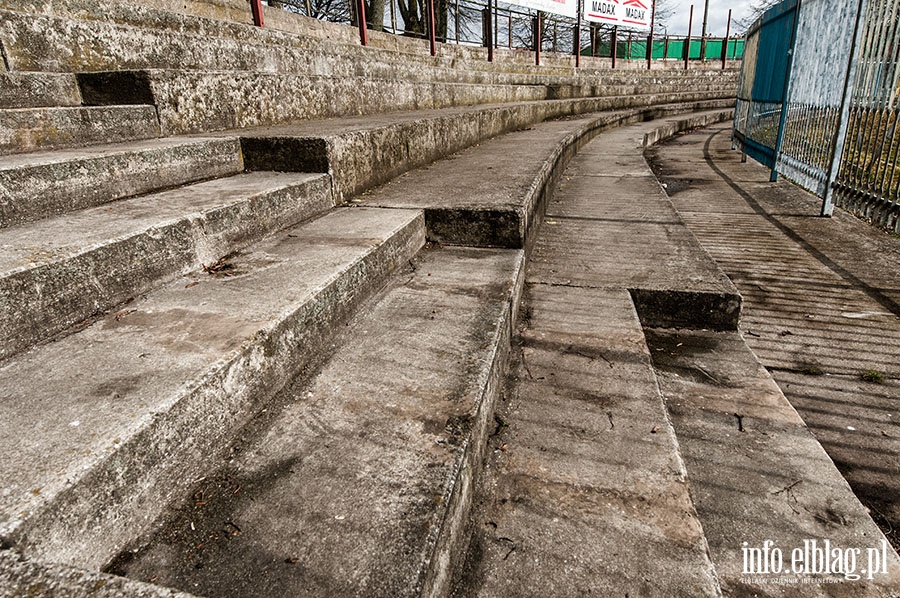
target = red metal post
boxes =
[486,0,494,62]
[684,4,693,70]
[575,0,582,68]
[250,0,264,27]
[611,26,617,69]
[721,9,732,69]
[427,0,437,56]
[356,0,369,46]
[647,0,656,69]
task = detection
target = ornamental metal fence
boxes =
[734,0,900,230]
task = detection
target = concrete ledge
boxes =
[642,108,735,147]
[0,136,244,228]
[109,246,523,598]
[357,102,735,252]
[0,208,425,570]
[630,287,742,331]
[647,328,900,594]
[0,172,332,360]
[0,105,161,155]
[0,548,199,597]
[0,72,81,109]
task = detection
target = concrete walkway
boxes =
[455,119,900,596]
[648,122,900,552]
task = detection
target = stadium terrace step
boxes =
[646,328,900,596]
[0,136,244,228]
[0,171,332,360]
[453,285,721,596]
[355,106,734,253]
[0,207,425,570]
[111,245,524,598]
[0,72,81,109]
[0,105,161,155]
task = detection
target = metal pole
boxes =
[390,0,397,34]
[647,0,656,69]
[454,0,459,42]
[575,0,582,67]
[427,0,437,55]
[611,26,617,68]
[700,0,709,60]
[721,9,731,69]
[822,0,869,216]
[684,5,693,70]
[535,12,542,66]
[250,0,264,27]
[356,0,368,45]
[509,12,513,48]
[486,0,494,61]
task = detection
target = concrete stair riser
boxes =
[0,172,332,360]
[0,104,161,155]
[0,208,426,570]
[0,136,244,228]
[109,246,524,598]
[317,97,734,205]
[0,72,81,108]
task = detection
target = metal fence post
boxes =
[484,0,494,61]
[611,26,617,69]
[250,0,264,27]
[684,5,693,70]
[771,0,801,182]
[356,0,369,46]
[575,0,582,67]
[822,0,868,216]
[534,12,542,65]
[721,9,731,69]
[427,0,437,55]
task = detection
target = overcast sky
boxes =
[663,0,754,36]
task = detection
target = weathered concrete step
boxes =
[0,105,161,155]
[232,97,730,207]
[0,136,244,228]
[529,110,741,330]
[646,328,900,594]
[0,72,81,108]
[0,547,198,598]
[453,285,721,596]
[0,206,425,571]
[111,244,524,598]
[357,104,734,254]
[0,171,332,360]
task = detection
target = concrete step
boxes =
[0,105,161,155]
[357,104,734,253]
[0,72,81,108]
[0,171,332,360]
[453,284,722,596]
[0,136,244,228]
[0,206,425,571]
[109,244,524,598]
[646,327,900,594]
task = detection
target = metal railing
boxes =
[734,0,900,230]
[260,0,743,67]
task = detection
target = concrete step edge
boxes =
[0,207,427,570]
[0,171,333,361]
[0,136,244,228]
[0,104,161,156]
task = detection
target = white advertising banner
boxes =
[506,0,578,19]
[583,0,652,30]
